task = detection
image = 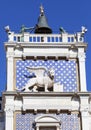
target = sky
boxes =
[0,0,91,95]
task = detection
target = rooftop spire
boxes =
[40,4,44,16]
[35,5,52,34]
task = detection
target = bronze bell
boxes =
[35,5,52,34]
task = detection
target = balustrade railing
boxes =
[7,32,84,43]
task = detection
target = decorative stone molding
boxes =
[14,100,23,110]
[71,94,80,111]
[14,94,23,110]
[78,53,86,62]
[88,96,91,113]
[80,105,89,113]
[4,105,14,117]
[6,55,14,60]
[6,53,14,58]
[6,46,14,58]
[22,104,72,111]
[14,43,23,50]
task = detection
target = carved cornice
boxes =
[23,104,72,111]
[3,91,91,96]
[4,42,87,49]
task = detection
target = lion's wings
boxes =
[26,66,47,77]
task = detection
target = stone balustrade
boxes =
[7,32,84,43]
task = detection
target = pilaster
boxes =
[5,106,14,130]
[4,96,14,130]
[62,33,68,43]
[80,95,90,130]
[36,126,39,130]
[78,48,87,91]
[81,111,90,130]
[6,48,14,91]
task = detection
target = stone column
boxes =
[36,126,39,130]
[62,33,68,43]
[24,32,29,42]
[5,107,14,130]
[57,125,60,130]
[81,111,90,130]
[80,95,90,130]
[4,96,14,130]
[7,55,14,91]
[78,51,87,91]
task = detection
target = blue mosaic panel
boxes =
[16,60,77,92]
[16,113,80,130]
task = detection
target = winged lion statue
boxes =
[16,66,55,92]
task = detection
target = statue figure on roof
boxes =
[81,26,87,37]
[59,27,66,34]
[20,25,34,34]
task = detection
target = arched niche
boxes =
[35,115,61,130]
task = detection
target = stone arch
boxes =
[35,115,61,130]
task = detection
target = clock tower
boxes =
[3,5,91,130]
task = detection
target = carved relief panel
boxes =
[15,59,79,92]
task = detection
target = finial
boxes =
[40,4,44,16]
[81,26,87,36]
[35,5,52,34]
[4,25,10,33]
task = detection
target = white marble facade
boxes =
[1,7,91,130]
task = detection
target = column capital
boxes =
[5,105,14,117]
[6,53,14,59]
[80,106,89,114]
[78,53,86,62]
[81,111,90,120]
